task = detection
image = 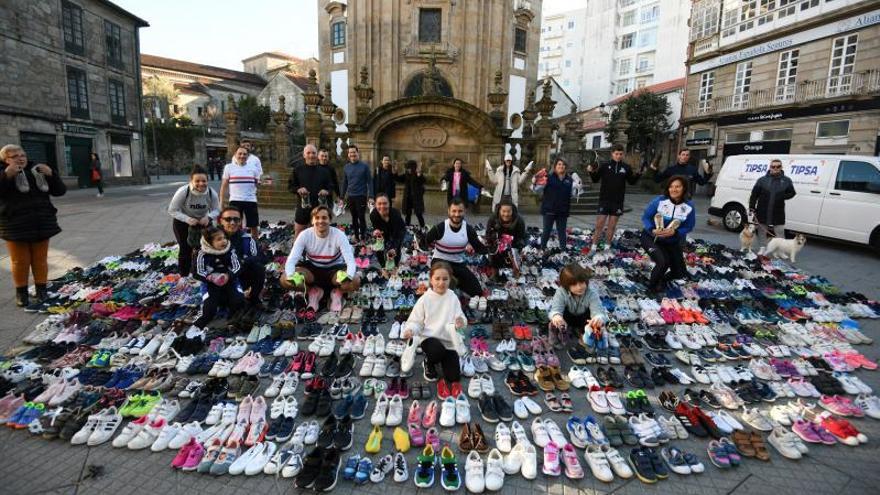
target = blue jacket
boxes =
[641,195,696,244]
[342,160,373,198]
[540,173,574,216]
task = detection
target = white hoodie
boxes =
[404,288,466,353]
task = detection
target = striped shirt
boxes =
[223,162,261,202]
[284,227,356,278]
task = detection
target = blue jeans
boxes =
[541,214,568,248]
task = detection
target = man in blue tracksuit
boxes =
[342,145,373,242]
[650,149,712,195]
[219,205,265,307]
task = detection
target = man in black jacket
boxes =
[318,149,340,199]
[588,144,641,251]
[651,149,712,194]
[749,159,796,251]
[218,205,265,307]
[289,144,334,239]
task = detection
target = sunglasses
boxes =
[221,217,241,223]
[769,166,782,169]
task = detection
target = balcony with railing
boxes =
[692,34,718,58]
[685,69,880,118]
[718,0,862,49]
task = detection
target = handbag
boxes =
[91,168,101,182]
[187,225,203,248]
[400,336,421,373]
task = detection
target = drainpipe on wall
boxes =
[134,27,150,184]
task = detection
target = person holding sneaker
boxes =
[640,175,696,294]
[547,263,607,341]
[218,205,265,307]
[192,226,245,329]
[369,193,406,269]
[402,262,467,396]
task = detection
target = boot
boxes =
[35,284,48,302]
[15,287,28,308]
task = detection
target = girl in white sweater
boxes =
[402,262,467,389]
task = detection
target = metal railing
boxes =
[685,69,880,117]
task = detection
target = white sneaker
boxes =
[502,443,524,475]
[386,395,404,426]
[230,442,264,475]
[494,422,512,453]
[601,445,633,478]
[455,394,471,424]
[439,397,456,427]
[168,421,202,449]
[584,445,614,482]
[128,418,166,449]
[513,399,528,419]
[520,396,542,415]
[520,443,538,480]
[371,393,390,426]
[245,441,276,475]
[484,449,505,491]
[150,421,181,451]
[480,375,496,396]
[303,420,320,444]
[85,408,122,446]
[530,417,550,448]
[465,450,485,493]
[393,451,409,482]
[112,416,148,447]
[768,427,804,459]
[468,377,483,398]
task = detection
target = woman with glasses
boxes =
[168,166,220,276]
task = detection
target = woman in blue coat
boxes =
[640,175,696,294]
[537,158,576,250]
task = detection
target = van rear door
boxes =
[817,159,880,244]
[779,157,832,235]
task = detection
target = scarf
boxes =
[200,236,231,255]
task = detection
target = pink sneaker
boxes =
[409,423,425,447]
[792,420,822,443]
[237,395,253,423]
[249,396,267,423]
[180,441,206,471]
[845,352,878,370]
[820,395,854,416]
[542,441,561,476]
[425,427,440,452]
[408,400,421,425]
[422,400,437,428]
[560,443,584,479]
[330,289,344,312]
[171,438,197,468]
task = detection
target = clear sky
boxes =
[114,0,579,71]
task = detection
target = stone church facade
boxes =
[314,0,546,182]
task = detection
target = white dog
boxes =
[762,234,806,263]
[739,224,756,252]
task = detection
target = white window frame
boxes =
[619,58,632,76]
[620,33,635,49]
[622,11,636,27]
[689,0,719,41]
[816,120,850,139]
[827,34,858,97]
[698,71,715,112]
[640,4,659,24]
[732,61,752,109]
[638,27,657,48]
[775,49,799,102]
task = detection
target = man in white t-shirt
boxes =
[220,146,261,237]
[240,139,263,174]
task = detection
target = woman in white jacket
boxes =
[485,154,533,212]
[402,262,467,392]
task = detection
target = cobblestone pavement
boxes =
[1,178,877,495]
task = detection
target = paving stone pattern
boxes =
[0,179,878,495]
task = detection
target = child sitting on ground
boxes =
[191,226,244,330]
[547,263,607,347]
[402,261,467,397]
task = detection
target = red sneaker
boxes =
[449,381,462,398]
[437,379,450,399]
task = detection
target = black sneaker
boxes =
[492,395,513,422]
[629,447,658,483]
[334,354,354,378]
[423,360,440,382]
[479,394,499,423]
[333,415,353,450]
[321,353,338,377]
[275,415,296,442]
[301,391,320,416]
[317,415,338,448]
[295,447,326,489]
[644,447,669,479]
[312,448,341,491]
[567,346,587,365]
[315,389,333,417]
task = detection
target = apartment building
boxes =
[682,0,880,164]
[539,0,691,109]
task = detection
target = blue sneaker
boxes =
[6,402,33,427]
[343,454,360,480]
[333,395,354,419]
[349,393,368,420]
[355,457,373,484]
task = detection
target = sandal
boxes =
[749,431,771,461]
[731,430,756,457]
[471,423,490,453]
[543,392,562,412]
[458,423,474,451]
[534,367,556,391]
[558,392,573,413]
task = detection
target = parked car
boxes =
[708,154,880,252]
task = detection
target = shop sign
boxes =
[716,98,880,127]
[723,140,791,157]
[686,138,713,146]
[690,8,880,73]
[62,123,98,135]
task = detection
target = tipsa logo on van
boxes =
[744,163,767,174]
[789,165,818,176]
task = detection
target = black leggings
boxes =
[404,205,425,228]
[172,219,194,276]
[421,337,461,382]
[348,195,368,239]
[238,262,265,305]
[193,284,245,328]
[640,231,687,291]
[432,259,483,298]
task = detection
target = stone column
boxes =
[302,69,324,148]
[559,104,588,172]
[533,79,557,169]
[223,95,240,160]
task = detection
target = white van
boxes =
[708,154,880,251]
